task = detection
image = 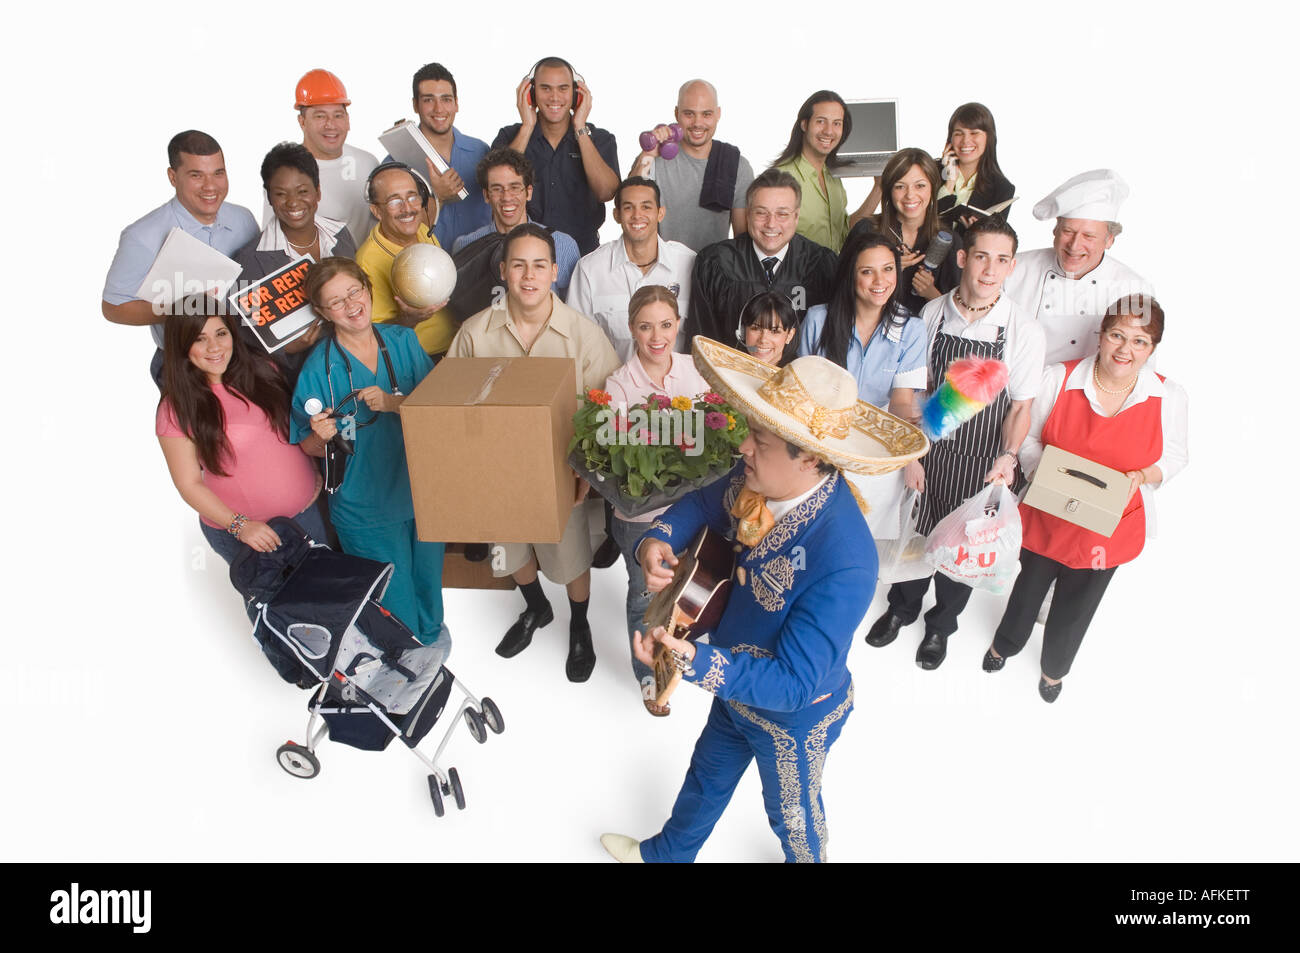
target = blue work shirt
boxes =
[103,196,259,348]
[491,122,618,255]
[451,218,581,298]
[290,324,433,530]
[798,303,928,409]
[386,126,491,251]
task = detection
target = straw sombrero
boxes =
[692,337,928,476]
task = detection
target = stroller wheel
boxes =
[480,697,505,735]
[276,742,320,779]
[427,775,445,817]
[463,707,488,744]
[448,767,466,810]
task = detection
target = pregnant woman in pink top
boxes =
[156,299,327,608]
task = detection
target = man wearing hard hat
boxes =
[1003,169,1154,366]
[289,69,381,253]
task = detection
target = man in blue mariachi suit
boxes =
[601,343,923,863]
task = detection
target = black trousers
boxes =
[993,549,1117,679]
[887,573,974,638]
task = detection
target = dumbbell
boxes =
[639,123,683,159]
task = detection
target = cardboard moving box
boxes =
[401,357,577,544]
[441,544,516,590]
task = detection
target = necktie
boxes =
[731,488,776,547]
[761,256,778,286]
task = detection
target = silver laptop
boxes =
[831,99,899,179]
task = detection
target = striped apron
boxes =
[916,323,1010,535]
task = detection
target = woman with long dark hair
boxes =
[874,148,962,314]
[798,226,926,417]
[937,103,1015,234]
[156,296,327,577]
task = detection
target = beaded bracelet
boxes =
[228,513,248,538]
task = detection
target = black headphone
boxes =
[526,57,584,112]
[365,160,431,209]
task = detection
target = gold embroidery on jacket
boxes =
[697,649,729,694]
[648,519,673,539]
[750,555,797,613]
[730,643,774,660]
[747,471,838,561]
[804,685,854,862]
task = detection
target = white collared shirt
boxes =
[751,241,789,272]
[1003,247,1153,366]
[566,235,696,362]
[920,290,1046,401]
[255,214,349,259]
[767,473,832,521]
[1019,355,1189,536]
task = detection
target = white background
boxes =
[5,0,1296,864]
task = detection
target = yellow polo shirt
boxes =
[356,223,456,356]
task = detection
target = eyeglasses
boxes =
[750,208,795,223]
[487,183,527,197]
[322,286,367,313]
[381,194,423,212]
[1103,329,1153,351]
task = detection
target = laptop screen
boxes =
[839,101,898,157]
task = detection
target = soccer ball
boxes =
[392,243,457,309]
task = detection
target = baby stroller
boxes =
[230,517,504,816]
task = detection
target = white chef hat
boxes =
[1032,169,1130,223]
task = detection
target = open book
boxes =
[942,195,1018,222]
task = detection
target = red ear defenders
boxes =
[526,57,584,112]
[366,160,431,208]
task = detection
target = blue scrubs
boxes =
[291,324,445,645]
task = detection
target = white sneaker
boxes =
[600,832,644,863]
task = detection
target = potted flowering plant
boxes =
[568,389,749,516]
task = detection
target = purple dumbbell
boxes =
[640,123,684,159]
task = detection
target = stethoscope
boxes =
[319,327,402,440]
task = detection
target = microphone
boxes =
[922,231,953,273]
[303,397,323,416]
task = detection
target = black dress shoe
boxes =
[496,604,554,658]
[566,622,596,682]
[916,630,948,670]
[865,612,905,647]
[982,648,1006,672]
[1038,676,1063,704]
[591,534,620,569]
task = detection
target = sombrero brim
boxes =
[691,336,929,476]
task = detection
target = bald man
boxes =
[630,79,754,252]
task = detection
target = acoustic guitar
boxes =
[642,527,736,707]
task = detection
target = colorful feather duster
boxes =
[921,356,1009,440]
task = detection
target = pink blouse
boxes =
[157,384,319,528]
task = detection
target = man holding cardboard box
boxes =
[448,223,620,681]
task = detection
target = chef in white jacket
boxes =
[1003,169,1153,366]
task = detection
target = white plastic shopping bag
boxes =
[876,489,932,585]
[924,483,1022,594]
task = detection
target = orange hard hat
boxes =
[295,69,351,109]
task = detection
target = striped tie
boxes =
[762,256,778,286]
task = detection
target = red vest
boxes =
[1020,360,1164,570]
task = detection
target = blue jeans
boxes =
[611,515,655,685]
[200,499,331,621]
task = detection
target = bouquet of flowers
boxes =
[568,389,749,516]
